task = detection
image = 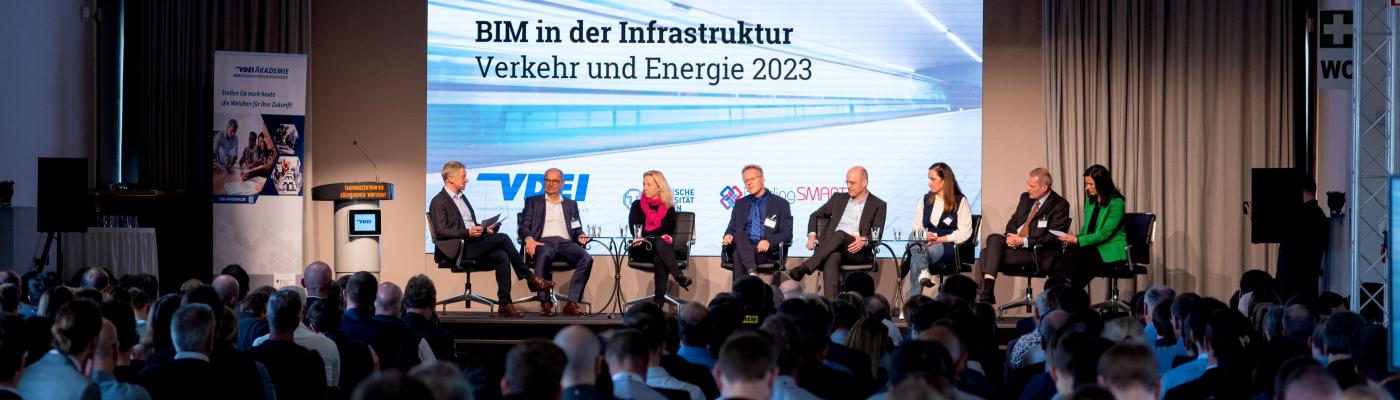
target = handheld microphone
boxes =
[352,140,380,182]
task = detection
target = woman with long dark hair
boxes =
[1057,164,1127,289]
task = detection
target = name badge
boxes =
[570,219,582,229]
[943,217,953,226]
[764,216,778,229]
[1037,220,1048,228]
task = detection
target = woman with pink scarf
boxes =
[628,170,694,303]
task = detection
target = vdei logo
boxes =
[477,173,590,201]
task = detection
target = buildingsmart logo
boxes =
[719,185,744,210]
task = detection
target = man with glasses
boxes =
[723,164,793,283]
[519,168,594,316]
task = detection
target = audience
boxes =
[2,256,1391,400]
[251,288,327,400]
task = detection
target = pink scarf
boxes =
[640,195,668,233]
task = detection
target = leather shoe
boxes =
[561,302,583,317]
[787,266,808,282]
[540,302,556,317]
[496,304,525,318]
[919,277,935,288]
[526,276,555,292]
[674,275,693,292]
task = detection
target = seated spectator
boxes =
[1351,325,1400,398]
[606,329,667,400]
[1095,343,1158,400]
[1148,301,1182,372]
[1280,364,1340,400]
[19,300,151,400]
[624,303,707,400]
[758,315,819,400]
[1166,308,1262,399]
[1160,298,1227,393]
[350,370,432,400]
[554,325,607,400]
[372,282,427,369]
[1049,332,1112,398]
[1322,311,1366,390]
[1317,291,1348,321]
[138,304,225,399]
[777,296,873,399]
[844,317,892,384]
[129,287,151,336]
[713,332,778,400]
[306,293,374,395]
[234,287,272,351]
[251,289,327,400]
[882,341,957,399]
[401,274,454,364]
[0,340,20,400]
[211,274,241,309]
[676,302,714,369]
[342,272,406,369]
[1015,309,1070,400]
[135,293,181,368]
[409,361,471,400]
[1166,293,1200,368]
[250,287,341,387]
[501,338,566,399]
[863,294,902,347]
[219,264,251,300]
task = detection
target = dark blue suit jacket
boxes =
[723,190,793,245]
[518,194,585,242]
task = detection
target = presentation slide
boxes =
[426,0,983,256]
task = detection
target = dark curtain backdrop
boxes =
[1042,0,1298,299]
[121,0,307,292]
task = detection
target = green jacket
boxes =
[1078,196,1127,263]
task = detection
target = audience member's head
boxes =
[182,285,225,317]
[1056,286,1090,314]
[52,300,103,358]
[1102,316,1147,345]
[714,332,778,399]
[1143,285,1175,320]
[888,340,955,389]
[346,271,378,312]
[72,288,103,305]
[99,300,138,351]
[1280,364,1340,400]
[142,293,182,352]
[239,288,271,318]
[1322,311,1365,358]
[832,295,863,333]
[1204,308,1258,368]
[733,275,771,321]
[1050,332,1113,394]
[865,294,892,322]
[1169,293,1200,340]
[403,274,436,311]
[605,329,651,376]
[842,271,876,298]
[170,303,215,355]
[301,261,334,299]
[128,287,151,314]
[80,268,109,292]
[350,371,433,400]
[26,271,59,306]
[211,274,240,308]
[554,325,602,387]
[374,282,403,318]
[1317,291,1348,318]
[775,296,835,360]
[39,286,74,319]
[266,288,303,335]
[218,264,250,300]
[1239,270,1274,297]
[759,315,803,375]
[1282,304,1316,344]
[1129,291,1147,323]
[0,284,19,314]
[305,295,341,334]
[179,278,202,292]
[1351,325,1393,384]
[501,338,565,398]
[1038,310,1071,351]
[1185,298,1227,352]
[940,274,978,306]
[678,302,709,347]
[909,300,951,334]
[1151,301,1175,342]
[408,362,471,400]
[1261,305,1286,341]
[623,302,667,358]
[845,317,891,377]
[1096,343,1159,400]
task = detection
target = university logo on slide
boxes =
[719,185,744,210]
[622,188,640,209]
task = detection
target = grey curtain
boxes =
[1042,0,1297,299]
[120,0,307,291]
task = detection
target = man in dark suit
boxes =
[519,168,594,316]
[722,165,793,282]
[978,168,1072,304]
[342,272,409,369]
[305,291,374,396]
[403,274,456,363]
[430,160,553,317]
[251,289,327,400]
[788,166,886,299]
[139,304,230,400]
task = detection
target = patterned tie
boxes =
[1019,200,1041,236]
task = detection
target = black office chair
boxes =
[624,212,696,307]
[428,213,496,313]
[996,215,1072,319]
[902,215,983,293]
[720,238,791,282]
[809,217,883,294]
[1089,213,1156,314]
[509,213,592,312]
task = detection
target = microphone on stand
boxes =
[352,140,380,182]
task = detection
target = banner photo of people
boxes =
[212,51,307,275]
[426,0,983,256]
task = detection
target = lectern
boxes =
[312,182,394,278]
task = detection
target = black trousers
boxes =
[979,233,1048,278]
[629,238,682,299]
[1058,244,1109,290]
[727,230,776,282]
[460,232,531,303]
[798,231,871,298]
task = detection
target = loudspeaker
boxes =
[1250,168,1301,244]
[37,158,92,233]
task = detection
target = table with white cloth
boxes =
[60,227,159,278]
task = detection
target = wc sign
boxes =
[1319,6,1353,90]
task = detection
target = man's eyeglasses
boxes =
[545,179,564,184]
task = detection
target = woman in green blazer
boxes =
[1057,164,1127,289]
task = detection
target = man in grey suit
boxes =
[518,168,594,316]
[788,166,887,298]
